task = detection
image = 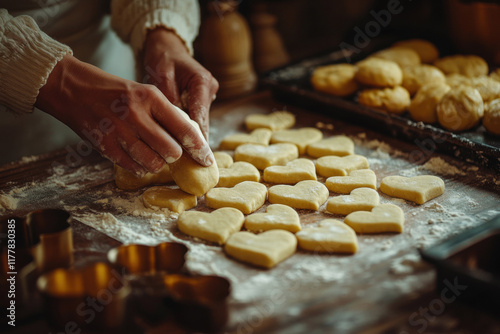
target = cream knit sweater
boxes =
[0,0,199,114]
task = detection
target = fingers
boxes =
[148,70,183,108]
[186,73,219,140]
[118,137,166,174]
[99,137,148,177]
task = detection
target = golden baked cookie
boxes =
[409,82,451,123]
[371,47,421,68]
[310,63,359,97]
[392,39,440,63]
[446,73,469,87]
[434,55,488,77]
[402,64,446,96]
[483,99,500,135]
[436,86,484,131]
[469,76,500,102]
[490,69,500,83]
[358,86,410,114]
[355,58,403,88]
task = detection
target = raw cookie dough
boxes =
[306,135,354,158]
[491,69,500,83]
[445,73,469,87]
[263,158,317,184]
[114,164,173,191]
[268,180,329,210]
[436,86,484,132]
[316,154,370,177]
[345,203,404,233]
[245,204,301,233]
[434,55,488,77]
[296,219,358,254]
[234,143,299,170]
[358,86,411,114]
[270,127,323,155]
[214,152,233,168]
[380,175,445,204]
[310,63,359,97]
[218,161,260,187]
[371,47,421,68]
[326,188,380,215]
[219,128,272,150]
[484,99,500,135]
[177,207,244,245]
[224,230,297,269]
[355,58,403,87]
[325,169,377,194]
[409,82,451,123]
[142,186,197,213]
[402,64,446,96]
[245,111,295,131]
[468,76,500,102]
[392,39,439,63]
[169,152,219,197]
[205,181,267,214]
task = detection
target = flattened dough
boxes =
[245,111,295,131]
[326,188,380,215]
[316,154,369,177]
[235,143,298,170]
[142,186,197,213]
[263,158,316,184]
[306,135,354,158]
[224,230,297,269]
[268,180,329,210]
[219,128,272,150]
[169,152,219,196]
[177,208,244,244]
[380,175,445,204]
[218,161,260,187]
[205,181,267,214]
[345,204,404,233]
[114,164,173,191]
[270,127,323,155]
[296,219,358,254]
[245,204,301,233]
[325,169,377,194]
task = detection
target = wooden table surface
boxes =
[1,91,500,334]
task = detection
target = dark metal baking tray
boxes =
[261,49,500,171]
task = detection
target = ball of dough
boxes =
[392,39,439,63]
[355,58,403,87]
[446,73,470,87]
[371,47,421,68]
[483,99,500,135]
[169,152,219,196]
[434,55,488,77]
[490,69,500,83]
[436,86,484,131]
[310,63,359,97]
[358,86,410,114]
[409,82,451,123]
[468,76,500,102]
[402,64,446,96]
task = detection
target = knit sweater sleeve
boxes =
[0,9,72,114]
[110,0,200,56]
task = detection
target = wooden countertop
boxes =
[1,91,500,334]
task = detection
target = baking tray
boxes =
[420,214,500,311]
[261,49,500,171]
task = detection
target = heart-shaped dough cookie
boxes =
[217,161,260,187]
[316,154,369,177]
[268,180,329,210]
[143,186,197,213]
[344,203,404,233]
[235,143,298,170]
[306,135,355,158]
[325,169,377,194]
[219,128,272,150]
[326,188,380,215]
[263,158,317,184]
[177,208,244,244]
[296,219,358,253]
[380,175,445,204]
[224,230,297,268]
[245,204,301,233]
[271,127,323,154]
[206,181,267,214]
[245,111,295,131]
[214,152,233,168]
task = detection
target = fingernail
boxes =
[204,151,215,167]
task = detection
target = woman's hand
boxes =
[35,54,214,176]
[142,27,219,140]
